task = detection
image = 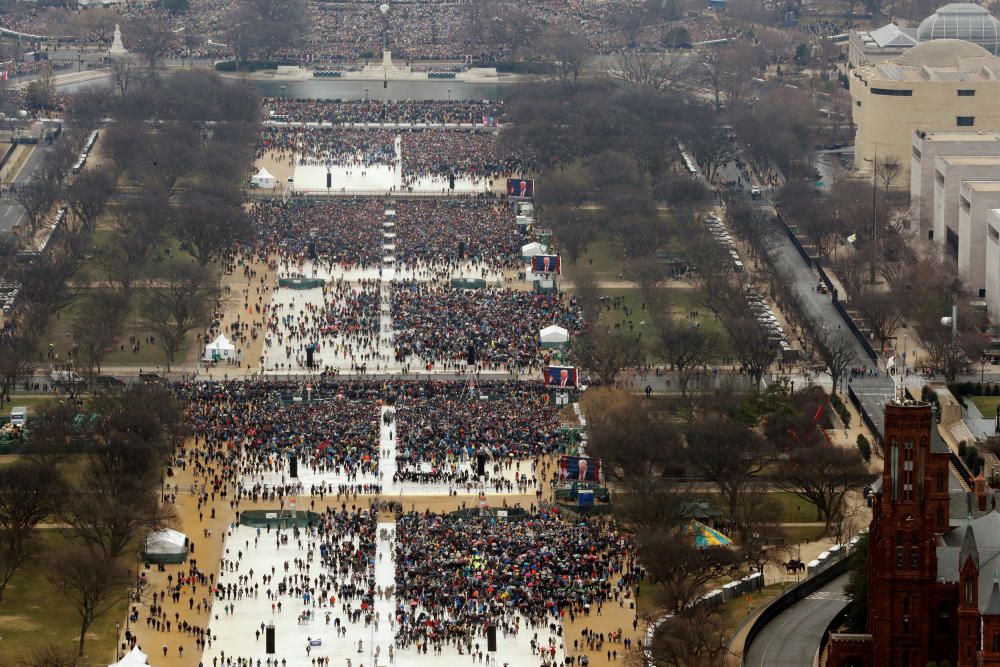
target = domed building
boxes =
[848,2,1000,67]
[918,3,1000,54]
[849,38,1000,183]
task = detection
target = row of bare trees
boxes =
[0,385,185,657]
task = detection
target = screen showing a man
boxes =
[507,178,534,199]
[559,456,600,482]
[532,255,561,275]
[545,366,576,388]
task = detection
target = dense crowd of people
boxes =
[260,126,397,168]
[400,130,534,182]
[265,98,505,125]
[394,200,520,266]
[182,381,384,485]
[394,384,564,476]
[250,199,384,268]
[394,510,635,660]
[390,282,584,370]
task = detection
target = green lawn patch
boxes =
[37,287,197,370]
[969,395,1000,416]
[0,529,129,661]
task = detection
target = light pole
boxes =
[862,147,879,284]
[115,621,121,660]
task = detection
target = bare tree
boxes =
[645,605,734,667]
[626,256,668,306]
[0,332,36,406]
[172,185,252,266]
[832,254,867,300]
[47,546,130,656]
[875,155,902,193]
[653,319,720,398]
[571,266,602,326]
[127,16,175,71]
[772,437,873,533]
[66,170,115,234]
[13,180,55,234]
[544,25,592,84]
[0,461,61,601]
[140,263,215,371]
[70,291,127,381]
[813,322,858,393]
[572,326,642,386]
[853,291,902,352]
[688,126,736,184]
[685,419,779,522]
[614,51,689,91]
[725,317,779,390]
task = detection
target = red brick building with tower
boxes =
[827,398,1000,667]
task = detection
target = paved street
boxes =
[752,192,895,439]
[744,574,849,667]
[0,139,57,234]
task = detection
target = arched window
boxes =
[937,506,946,529]
[967,576,976,606]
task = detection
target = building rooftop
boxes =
[916,130,1000,143]
[863,23,920,48]
[860,38,1000,82]
[961,180,1000,192]
[937,155,1000,167]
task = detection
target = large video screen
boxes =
[507,178,534,199]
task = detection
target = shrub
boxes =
[856,434,872,463]
[831,393,852,428]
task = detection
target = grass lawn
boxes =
[780,524,827,546]
[0,529,129,662]
[565,236,626,283]
[969,395,1000,416]
[37,288,196,369]
[694,491,821,525]
[0,453,91,486]
[0,394,60,413]
[597,287,730,362]
[78,233,199,285]
[717,582,786,629]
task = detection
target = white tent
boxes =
[251,167,277,189]
[143,528,188,564]
[204,334,236,362]
[521,241,548,258]
[109,646,149,667]
[539,325,570,348]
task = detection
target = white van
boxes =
[9,407,26,427]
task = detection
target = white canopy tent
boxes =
[539,325,570,349]
[521,241,548,258]
[251,167,278,189]
[143,528,188,564]
[204,334,236,362]
[109,646,149,667]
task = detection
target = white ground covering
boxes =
[290,138,491,195]
[203,523,564,667]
